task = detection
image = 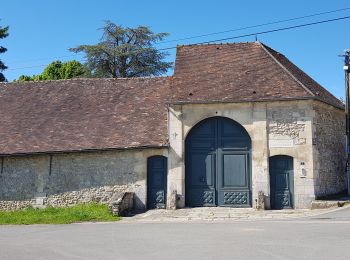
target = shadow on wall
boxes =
[313,104,347,199]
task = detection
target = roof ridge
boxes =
[258,42,315,97]
[0,76,172,85]
[176,42,258,48]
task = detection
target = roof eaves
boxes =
[167,96,344,110]
[0,144,169,157]
[0,76,173,86]
[167,96,314,105]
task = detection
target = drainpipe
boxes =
[343,50,350,195]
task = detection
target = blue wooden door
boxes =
[269,155,294,209]
[147,156,167,209]
[185,117,251,207]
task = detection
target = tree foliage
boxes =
[69,21,172,78]
[0,23,9,82]
[16,60,88,81]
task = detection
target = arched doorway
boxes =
[185,117,251,207]
[147,155,167,209]
[269,155,294,209]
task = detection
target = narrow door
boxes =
[147,156,167,209]
[269,155,294,209]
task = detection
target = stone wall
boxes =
[268,105,307,145]
[0,156,49,200]
[168,102,270,209]
[0,200,35,211]
[267,101,315,208]
[168,100,320,209]
[312,102,346,197]
[0,148,167,211]
[109,192,134,216]
[0,185,127,211]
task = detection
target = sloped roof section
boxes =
[171,42,343,108]
[261,43,343,108]
[0,42,343,155]
[0,78,170,155]
[171,42,310,103]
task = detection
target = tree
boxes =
[41,60,63,80]
[0,23,9,82]
[60,60,87,79]
[16,60,88,81]
[17,75,33,82]
[69,21,172,78]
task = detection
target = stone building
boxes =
[0,42,346,211]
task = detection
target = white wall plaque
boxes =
[269,139,294,148]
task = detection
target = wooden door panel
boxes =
[185,117,251,207]
[190,152,215,187]
[147,156,167,209]
[269,156,294,209]
[222,154,247,187]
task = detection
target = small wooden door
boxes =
[147,156,167,209]
[269,155,294,209]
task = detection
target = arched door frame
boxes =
[185,116,252,207]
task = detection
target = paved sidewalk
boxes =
[121,206,349,223]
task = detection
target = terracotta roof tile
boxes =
[0,78,170,155]
[0,42,343,155]
[171,42,342,108]
[261,43,343,108]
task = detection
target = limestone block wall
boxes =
[267,101,315,208]
[168,102,269,209]
[0,148,167,210]
[168,100,319,209]
[312,101,346,197]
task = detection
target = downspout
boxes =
[0,157,3,178]
[344,51,350,195]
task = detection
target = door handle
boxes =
[200,176,206,183]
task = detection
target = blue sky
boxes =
[1,0,350,99]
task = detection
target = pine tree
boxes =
[69,21,172,78]
[0,23,9,82]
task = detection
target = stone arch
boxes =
[185,116,252,207]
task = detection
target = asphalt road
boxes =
[1,207,350,260]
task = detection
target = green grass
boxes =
[0,203,120,225]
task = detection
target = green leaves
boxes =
[0,23,9,82]
[16,60,88,81]
[41,60,64,80]
[69,21,172,78]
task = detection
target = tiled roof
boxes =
[261,43,343,108]
[0,78,170,155]
[0,42,343,155]
[171,42,343,108]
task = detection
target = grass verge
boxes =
[0,203,120,225]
